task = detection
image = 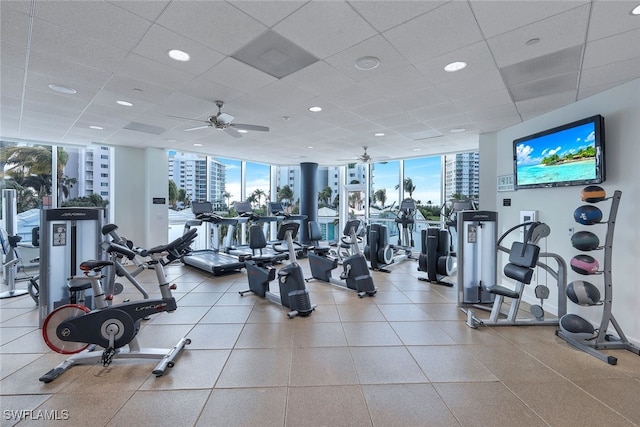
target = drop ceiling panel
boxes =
[582,29,640,69]
[231,1,307,28]
[0,66,25,98]
[102,76,174,104]
[580,57,640,89]
[180,76,245,104]
[116,54,195,91]
[27,50,113,90]
[410,102,462,122]
[285,61,355,96]
[470,1,589,38]
[30,18,129,72]
[324,35,411,82]
[107,1,170,21]
[383,1,483,63]
[0,6,31,45]
[156,1,267,56]
[323,83,381,110]
[357,66,432,99]
[349,0,446,32]
[32,1,152,50]
[200,57,277,93]
[435,68,507,101]
[350,99,404,121]
[133,24,226,75]
[0,41,27,69]
[515,91,577,117]
[486,5,590,67]
[587,1,640,41]
[414,41,497,85]
[273,1,377,59]
[388,87,448,111]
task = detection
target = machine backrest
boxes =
[277,222,299,241]
[249,225,268,250]
[191,201,213,215]
[343,219,362,237]
[308,221,323,243]
[503,241,540,284]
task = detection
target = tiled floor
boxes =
[2,259,640,426]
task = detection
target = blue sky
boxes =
[516,122,596,166]
[373,156,442,206]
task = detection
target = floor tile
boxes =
[342,322,402,346]
[435,382,547,426]
[198,305,253,324]
[285,386,372,426]
[350,346,428,384]
[389,321,457,345]
[293,321,348,347]
[505,379,634,426]
[139,349,230,390]
[235,322,294,348]
[215,348,292,388]
[362,383,459,426]
[183,323,243,349]
[106,389,209,426]
[409,345,498,383]
[196,387,287,426]
[377,304,434,321]
[290,347,358,386]
[336,304,386,322]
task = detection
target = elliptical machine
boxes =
[39,229,197,383]
[306,219,376,298]
[239,222,315,318]
[366,198,416,272]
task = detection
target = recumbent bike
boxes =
[240,222,315,318]
[306,219,376,298]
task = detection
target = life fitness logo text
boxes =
[135,302,168,312]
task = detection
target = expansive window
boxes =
[213,157,241,212]
[244,161,270,214]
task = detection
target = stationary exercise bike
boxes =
[39,229,197,383]
[239,222,315,318]
[306,219,376,297]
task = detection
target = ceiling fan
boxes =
[338,146,375,163]
[169,100,269,138]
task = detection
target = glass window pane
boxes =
[245,161,270,214]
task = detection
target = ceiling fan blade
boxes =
[167,114,207,122]
[217,112,235,124]
[184,125,211,132]
[230,123,270,132]
[223,128,243,138]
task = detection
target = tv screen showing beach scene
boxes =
[513,115,605,190]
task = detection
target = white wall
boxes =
[479,78,640,344]
[113,146,169,249]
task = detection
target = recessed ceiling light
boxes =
[307,146,314,149]
[193,143,203,147]
[48,84,77,94]
[374,132,385,137]
[450,128,466,133]
[116,100,133,107]
[168,49,191,61]
[282,116,291,121]
[525,37,541,46]
[167,139,177,143]
[89,125,103,130]
[355,56,380,71]
[237,129,248,134]
[444,61,467,72]
[412,148,422,151]
[631,4,640,15]
[308,106,322,112]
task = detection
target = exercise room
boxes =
[1,1,639,426]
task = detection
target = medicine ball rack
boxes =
[556,190,640,364]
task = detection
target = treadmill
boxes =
[181,201,246,276]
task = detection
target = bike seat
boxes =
[79,260,114,272]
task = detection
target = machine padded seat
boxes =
[308,221,332,255]
[488,285,520,299]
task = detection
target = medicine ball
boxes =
[571,231,600,251]
[580,185,606,203]
[570,254,600,275]
[559,314,595,340]
[566,280,601,306]
[573,205,603,225]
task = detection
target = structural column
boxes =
[299,162,318,244]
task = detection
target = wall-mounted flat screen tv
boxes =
[513,115,605,190]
